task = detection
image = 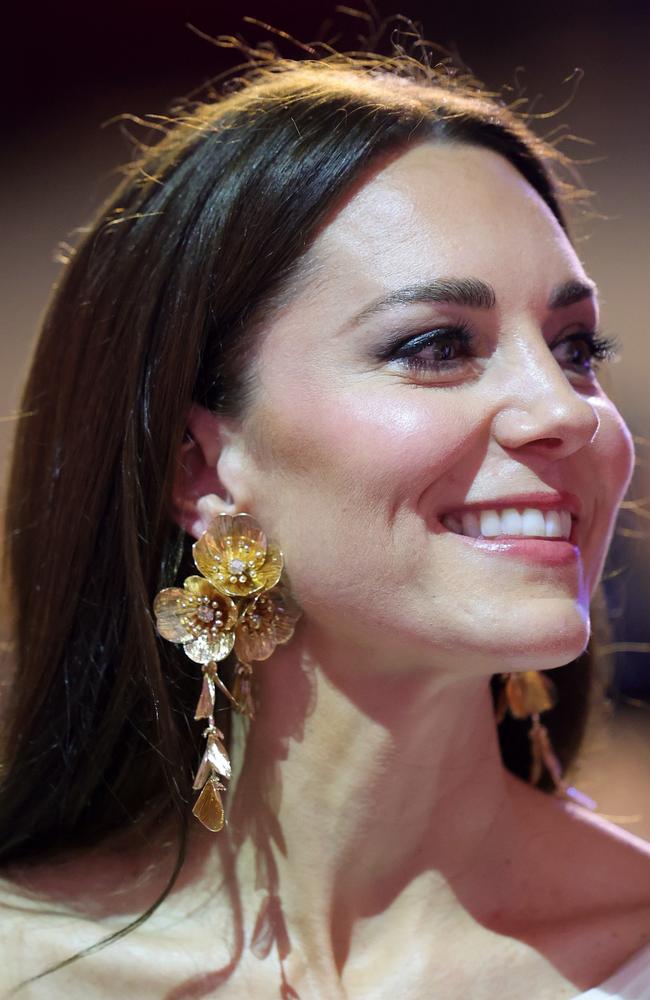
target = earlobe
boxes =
[171,404,243,538]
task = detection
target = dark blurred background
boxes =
[1,1,649,834]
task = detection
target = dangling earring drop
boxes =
[495,670,597,810]
[153,513,301,831]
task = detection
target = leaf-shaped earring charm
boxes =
[154,576,238,832]
[153,512,301,831]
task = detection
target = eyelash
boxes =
[385,321,621,378]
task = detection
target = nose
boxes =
[490,334,600,460]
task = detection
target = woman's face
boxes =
[228,142,634,675]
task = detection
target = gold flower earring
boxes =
[495,671,596,810]
[153,513,301,832]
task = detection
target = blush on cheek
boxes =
[241,389,478,634]
[251,386,471,493]
[242,386,483,610]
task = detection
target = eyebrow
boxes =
[349,276,598,326]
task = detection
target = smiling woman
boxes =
[1,37,649,1000]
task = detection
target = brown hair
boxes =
[0,39,608,971]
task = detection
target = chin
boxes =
[494,609,591,672]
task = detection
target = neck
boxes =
[201,628,542,979]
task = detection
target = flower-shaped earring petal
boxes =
[193,513,283,598]
[235,585,302,662]
[153,575,238,664]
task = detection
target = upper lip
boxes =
[440,491,582,519]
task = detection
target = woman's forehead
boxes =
[302,142,587,312]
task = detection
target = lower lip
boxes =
[445,531,580,566]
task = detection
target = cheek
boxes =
[592,396,635,516]
[249,383,474,508]
[602,402,635,498]
[586,398,635,586]
[244,384,475,612]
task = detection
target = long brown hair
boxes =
[1,39,608,952]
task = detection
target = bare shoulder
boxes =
[515,786,650,982]
[560,795,650,905]
[0,865,241,999]
[512,773,650,905]
[567,806,650,973]
[0,874,104,998]
[0,875,64,997]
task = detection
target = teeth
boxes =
[442,512,464,534]
[545,510,562,537]
[442,507,573,540]
[500,508,522,535]
[462,511,480,538]
[520,509,546,536]
[479,510,503,537]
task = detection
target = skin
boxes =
[2,141,650,998]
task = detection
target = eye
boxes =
[383,322,476,377]
[379,323,622,387]
[552,330,621,377]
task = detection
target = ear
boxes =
[171,403,252,539]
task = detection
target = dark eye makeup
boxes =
[379,321,621,379]
[551,330,621,374]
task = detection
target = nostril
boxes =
[492,391,600,459]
